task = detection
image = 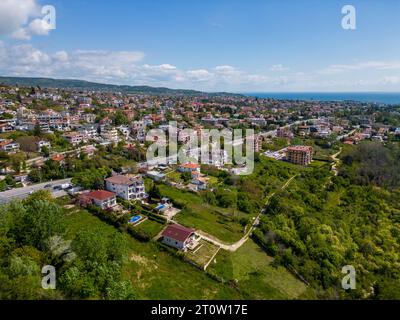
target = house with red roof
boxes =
[161,224,196,250]
[79,190,117,210]
[178,163,200,173]
[51,154,66,165]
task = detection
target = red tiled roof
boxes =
[161,224,195,242]
[0,139,14,147]
[87,190,115,201]
[51,154,65,162]
[180,163,200,169]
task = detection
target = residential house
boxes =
[178,163,200,173]
[85,190,117,210]
[161,224,196,250]
[146,170,166,182]
[105,174,146,201]
[36,140,51,152]
[101,128,119,144]
[63,132,84,146]
[51,154,66,165]
[0,139,20,153]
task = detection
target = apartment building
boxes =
[101,128,119,144]
[63,132,84,146]
[286,146,313,165]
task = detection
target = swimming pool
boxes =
[155,204,166,211]
[130,215,142,224]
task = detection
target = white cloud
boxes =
[214,65,238,75]
[318,61,400,75]
[0,0,38,35]
[1,42,400,91]
[27,18,51,36]
[270,64,290,72]
[53,51,69,62]
[11,28,31,40]
[0,0,53,40]
[187,69,213,82]
[380,76,400,85]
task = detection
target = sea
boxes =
[243,92,400,105]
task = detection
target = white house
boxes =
[85,190,117,210]
[63,132,85,146]
[0,139,20,153]
[105,174,146,201]
[36,140,51,152]
[161,224,196,250]
[178,163,200,173]
[101,128,119,144]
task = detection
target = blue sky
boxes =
[1,0,400,92]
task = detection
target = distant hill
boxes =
[0,76,242,97]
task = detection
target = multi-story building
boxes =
[105,174,146,201]
[131,121,146,142]
[37,110,70,131]
[101,128,119,144]
[78,125,98,140]
[286,146,313,165]
[80,113,96,123]
[0,139,20,153]
[63,132,84,146]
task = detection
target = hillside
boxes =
[0,76,242,97]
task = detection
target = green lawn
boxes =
[157,185,250,243]
[207,240,311,300]
[134,219,165,238]
[185,239,220,269]
[62,205,310,300]
[63,207,242,300]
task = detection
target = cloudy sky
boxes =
[1,0,400,92]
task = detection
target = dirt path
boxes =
[331,147,343,176]
[195,175,298,252]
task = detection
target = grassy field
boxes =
[63,207,241,299]
[134,218,165,239]
[185,239,220,269]
[157,185,251,243]
[63,206,310,300]
[207,240,312,300]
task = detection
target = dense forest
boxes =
[254,142,400,299]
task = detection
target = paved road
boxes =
[0,178,72,204]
